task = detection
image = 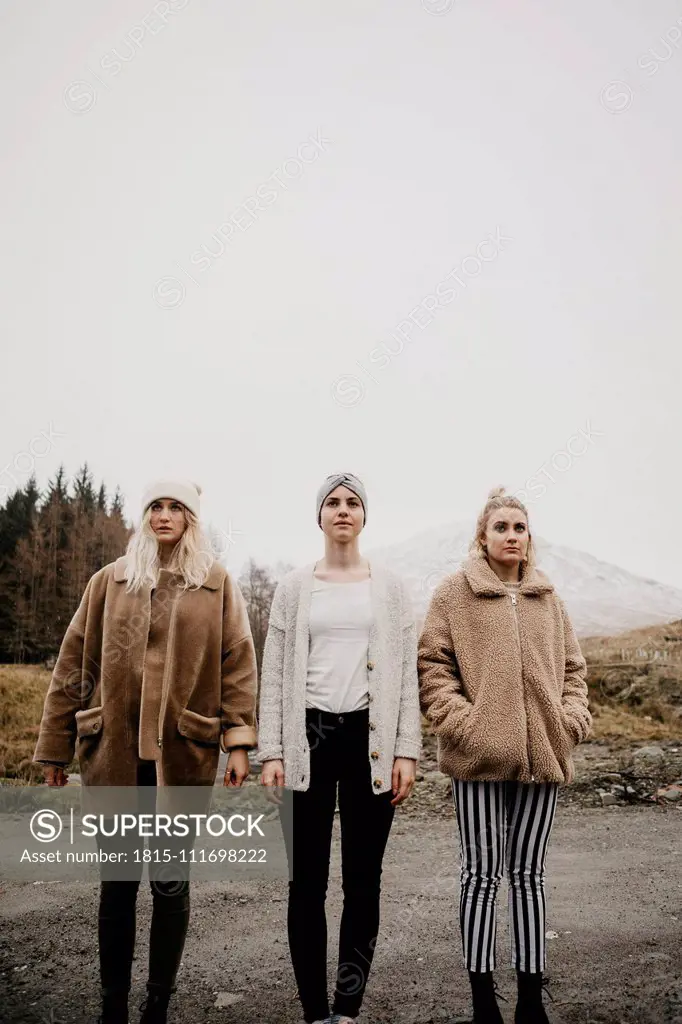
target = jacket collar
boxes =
[462,555,554,597]
[112,555,223,591]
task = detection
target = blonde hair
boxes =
[123,503,214,593]
[470,486,536,567]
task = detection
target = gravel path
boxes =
[1,801,681,1024]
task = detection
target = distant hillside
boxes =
[583,617,682,659]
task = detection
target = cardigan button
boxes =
[371,751,379,760]
[369,722,376,730]
[373,778,382,788]
[367,661,375,670]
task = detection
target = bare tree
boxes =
[237,559,279,681]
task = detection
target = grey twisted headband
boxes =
[316,473,367,527]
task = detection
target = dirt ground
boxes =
[2,736,682,1024]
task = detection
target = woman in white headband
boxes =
[34,479,258,1024]
[258,472,422,1024]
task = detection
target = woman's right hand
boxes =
[260,759,285,804]
[43,764,69,787]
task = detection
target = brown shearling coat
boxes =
[418,555,591,784]
[33,556,258,786]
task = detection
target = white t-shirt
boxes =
[305,578,373,714]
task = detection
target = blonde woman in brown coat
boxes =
[418,487,591,1024]
[33,480,258,1024]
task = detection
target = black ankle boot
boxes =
[467,970,505,1023]
[98,990,129,1024]
[139,989,172,1024]
[515,970,553,1023]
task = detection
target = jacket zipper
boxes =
[509,592,534,782]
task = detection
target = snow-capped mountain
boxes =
[368,521,682,638]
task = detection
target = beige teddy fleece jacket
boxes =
[418,555,591,784]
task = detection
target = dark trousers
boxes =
[98,760,191,997]
[281,708,395,1023]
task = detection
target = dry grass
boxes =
[582,617,682,662]
[0,664,62,780]
[589,702,680,744]
[583,619,682,743]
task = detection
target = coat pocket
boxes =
[177,708,221,747]
[558,706,581,746]
[457,702,485,753]
[454,700,521,776]
[75,705,103,738]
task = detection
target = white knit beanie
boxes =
[141,479,202,519]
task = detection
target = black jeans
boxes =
[281,708,395,1022]
[98,760,191,998]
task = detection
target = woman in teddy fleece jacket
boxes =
[418,487,591,1024]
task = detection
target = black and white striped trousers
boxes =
[452,778,558,973]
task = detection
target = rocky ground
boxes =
[2,733,681,1024]
[406,732,682,818]
[4,626,682,1022]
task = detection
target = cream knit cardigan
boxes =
[257,562,422,794]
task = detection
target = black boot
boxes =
[138,878,188,1024]
[97,990,129,1024]
[515,970,553,1023]
[98,881,138,1024]
[467,970,506,1023]
[139,988,172,1024]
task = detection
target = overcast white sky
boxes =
[2,0,681,587]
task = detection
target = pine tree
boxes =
[97,483,107,512]
[72,463,96,515]
[0,469,132,662]
[45,466,69,505]
[111,487,125,520]
[0,478,40,660]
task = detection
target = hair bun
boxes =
[487,486,506,500]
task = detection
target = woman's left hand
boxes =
[390,757,417,806]
[224,748,250,787]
